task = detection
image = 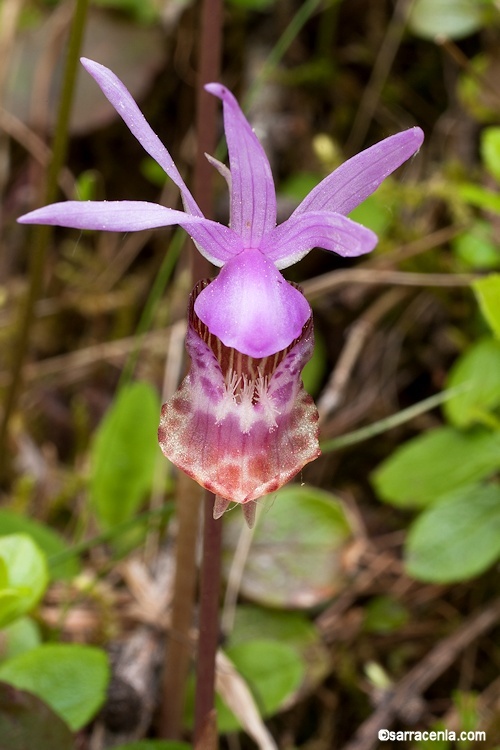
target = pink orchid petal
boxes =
[81,58,201,217]
[205,83,277,248]
[18,201,243,265]
[293,127,424,217]
[194,248,310,357]
[261,211,378,269]
[158,285,320,509]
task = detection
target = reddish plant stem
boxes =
[194,492,223,746]
[191,0,223,282]
[161,0,223,741]
[159,476,202,738]
[191,0,224,730]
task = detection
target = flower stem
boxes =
[159,476,202,739]
[194,492,223,747]
[191,0,223,739]
[0,0,89,479]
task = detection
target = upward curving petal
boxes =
[80,58,202,217]
[261,211,378,269]
[205,83,277,247]
[18,201,243,266]
[293,127,424,217]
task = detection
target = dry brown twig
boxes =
[316,287,411,422]
[342,598,500,750]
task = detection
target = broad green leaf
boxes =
[0,535,48,629]
[0,644,110,731]
[0,617,41,661]
[405,484,500,582]
[457,183,500,213]
[223,485,352,608]
[481,126,500,183]
[451,221,499,270]
[184,639,303,733]
[89,382,160,529]
[473,274,500,339]
[220,640,303,732]
[363,596,409,634]
[408,0,487,41]
[372,426,500,508]
[0,681,74,750]
[444,338,500,427]
[0,511,79,581]
[229,605,331,693]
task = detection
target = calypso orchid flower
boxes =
[18,58,424,525]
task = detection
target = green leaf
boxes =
[0,644,110,731]
[481,126,500,183]
[0,511,79,581]
[444,338,500,427]
[215,640,303,733]
[280,172,322,202]
[451,221,500,270]
[348,191,393,236]
[457,183,500,213]
[89,382,160,529]
[408,0,487,41]
[184,639,303,733]
[229,605,331,692]
[223,485,352,608]
[473,274,500,339]
[405,483,500,582]
[372,426,500,508]
[0,535,48,629]
[363,596,409,634]
[0,681,74,750]
[0,617,42,661]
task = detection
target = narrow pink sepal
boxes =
[293,127,424,217]
[205,83,277,248]
[80,57,201,217]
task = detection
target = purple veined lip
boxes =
[158,279,321,526]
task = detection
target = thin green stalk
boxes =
[246,0,325,103]
[320,385,471,453]
[47,502,174,568]
[0,0,89,478]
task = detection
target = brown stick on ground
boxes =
[343,597,500,750]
